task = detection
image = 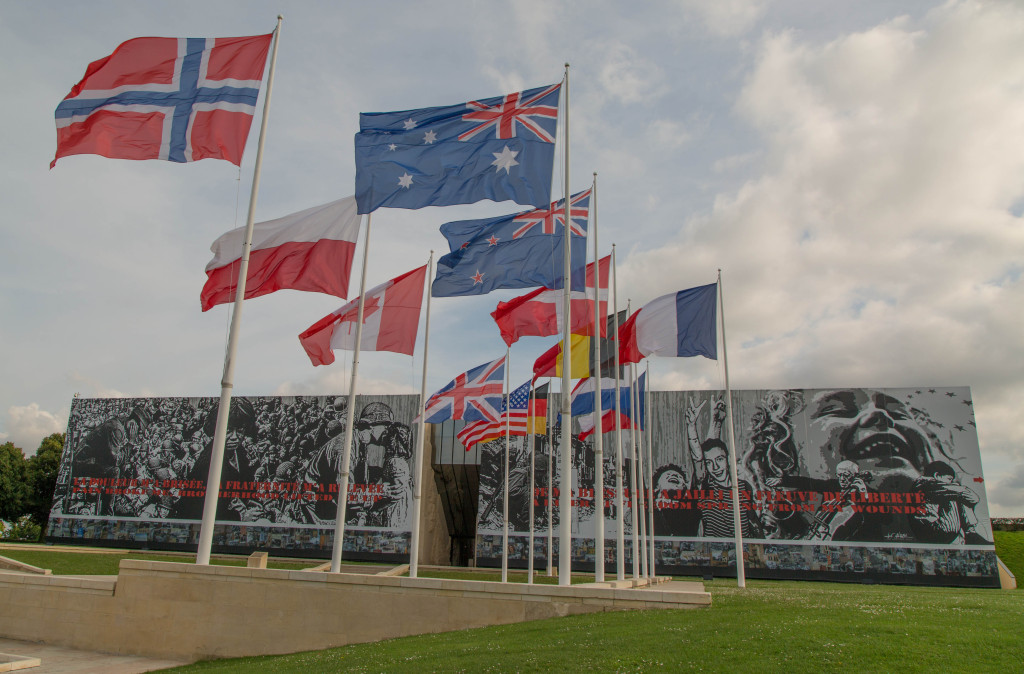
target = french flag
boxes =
[299,265,427,366]
[201,197,361,311]
[618,283,718,364]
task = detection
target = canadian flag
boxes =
[201,197,361,311]
[490,255,610,346]
[299,265,427,366]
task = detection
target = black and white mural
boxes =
[47,394,419,560]
[474,387,998,586]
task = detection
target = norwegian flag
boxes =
[52,34,272,167]
[459,84,560,142]
[420,356,506,424]
[512,189,591,239]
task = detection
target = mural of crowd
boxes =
[49,394,420,555]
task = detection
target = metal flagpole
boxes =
[611,245,625,581]
[590,172,605,583]
[632,360,647,578]
[329,212,373,574]
[408,252,434,579]
[627,308,640,580]
[501,347,511,583]
[646,361,656,577]
[196,16,282,566]
[527,384,536,584]
[558,62,573,586]
[718,269,746,588]
[546,383,554,577]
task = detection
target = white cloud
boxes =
[3,403,65,453]
[597,43,665,104]
[620,2,1024,508]
[675,0,766,37]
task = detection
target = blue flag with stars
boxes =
[431,190,590,297]
[354,83,561,214]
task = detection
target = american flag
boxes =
[457,380,533,449]
[420,356,505,424]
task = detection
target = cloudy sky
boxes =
[2,1,1022,514]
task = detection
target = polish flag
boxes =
[299,265,427,366]
[201,197,361,311]
[491,255,610,346]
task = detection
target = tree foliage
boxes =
[26,433,65,537]
[0,441,28,522]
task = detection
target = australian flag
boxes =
[354,83,561,214]
[431,189,590,298]
[53,34,273,168]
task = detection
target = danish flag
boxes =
[53,34,272,167]
[459,83,560,143]
[420,356,506,424]
[512,189,591,239]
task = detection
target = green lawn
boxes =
[994,530,1023,579]
[159,579,1023,673]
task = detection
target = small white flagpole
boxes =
[546,381,554,577]
[527,384,536,585]
[646,361,656,577]
[719,269,746,588]
[408,252,434,579]
[501,347,512,583]
[632,359,647,579]
[196,16,282,566]
[590,172,605,583]
[627,307,639,580]
[329,212,373,574]
[611,245,625,581]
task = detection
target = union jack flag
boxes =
[420,356,506,424]
[459,83,560,143]
[512,189,590,239]
[53,34,273,168]
[456,379,532,449]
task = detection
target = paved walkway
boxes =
[0,638,187,673]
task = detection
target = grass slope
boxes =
[994,530,1023,580]
[161,579,1023,673]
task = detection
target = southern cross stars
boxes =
[402,118,417,130]
[388,143,397,151]
[486,235,499,246]
[398,173,413,188]
[491,145,519,174]
[471,270,484,285]
[423,130,437,144]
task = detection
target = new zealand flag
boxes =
[354,83,561,214]
[431,190,590,298]
[52,34,273,168]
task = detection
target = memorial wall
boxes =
[474,386,999,587]
[47,394,420,561]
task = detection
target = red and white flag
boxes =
[299,265,427,366]
[490,255,610,346]
[53,34,273,167]
[201,197,361,312]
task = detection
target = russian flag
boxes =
[618,283,718,364]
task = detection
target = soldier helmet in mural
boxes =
[359,402,394,424]
[333,397,347,411]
